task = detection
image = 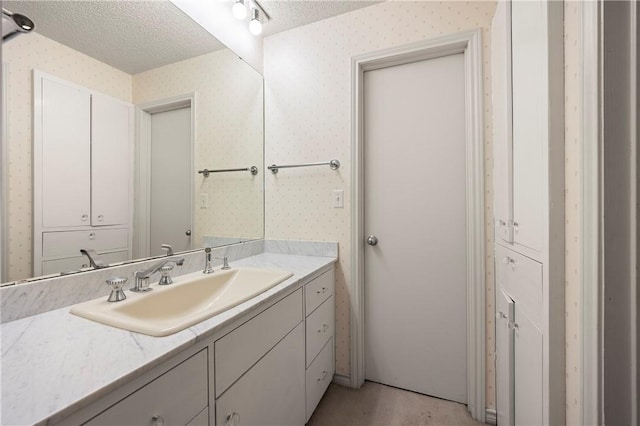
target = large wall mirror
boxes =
[1,1,264,284]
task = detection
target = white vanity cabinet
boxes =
[57,265,336,426]
[84,349,209,426]
[33,71,133,276]
[303,268,335,422]
[491,0,564,424]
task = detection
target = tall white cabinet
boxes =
[491,1,564,425]
[34,71,133,275]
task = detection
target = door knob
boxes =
[367,235,378,246]
[185,229,191,236]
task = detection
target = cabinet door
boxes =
[216,323,305,426]
[41,77,91,228]
[514,306,543,426]
[495,288,514,426]
[91,94,132,226]
[491,0,514,243]
[511,0,544,252]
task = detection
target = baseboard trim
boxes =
[485,408,497,424]
[332,373,352,387]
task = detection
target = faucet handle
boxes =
[106,277,127,302]
[161,244,174,256]
[216,256,231,270]
[158,264,175,285]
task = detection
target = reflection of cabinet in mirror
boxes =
[33,71,133,276]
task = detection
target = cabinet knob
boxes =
[367,235,378,246]
[89,233,95,240]
[81,214,88,221]
[513,222,519,232]
[97,214,104,221]
[81,263,88,268]
[496,311,508,320]
[151,414,165,426]
[226,412,240,426]
[185,229,192,236]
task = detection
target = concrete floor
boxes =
[307,381,487,426]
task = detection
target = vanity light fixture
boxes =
[232,0,247,20]
[248,7,262,36]
[231,0,269,36]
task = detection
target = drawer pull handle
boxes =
[226,412,240,426]
[317,324,328,333]
[97,214,104,221]
[81,214,88,221]
[151,415,165,426]
[317,370,328,381]
[496,311,507,320]
[508,321,519,330]
[316,287,327,294]
[89,233,95,240]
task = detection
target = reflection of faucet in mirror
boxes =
[161,244,174,256]
[80,249,107,270]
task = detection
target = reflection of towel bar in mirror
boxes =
[198,166,259,177]
[268,159,340,174]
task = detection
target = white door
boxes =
[150,107,192,256]
[41,77,91,228]
[511,0,544,253]
[363,54,467,403]
[496,288,515,426]
[91,94,132,226]
[514,306,543,426]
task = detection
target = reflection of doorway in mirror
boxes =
[135,94,194,259]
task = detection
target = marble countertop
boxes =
[1,253,336,426]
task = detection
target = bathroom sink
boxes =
[70,267,293,336]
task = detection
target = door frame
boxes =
[1,62,8,282]
[135,93,196,259]
[581,0,638,424]
[350,29,486,421]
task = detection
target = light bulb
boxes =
[249,8,262,35]
[232,0,247,20]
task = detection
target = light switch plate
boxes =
[332,190,344,208]
[200,193,208,209]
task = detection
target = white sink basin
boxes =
[70,267,293,336]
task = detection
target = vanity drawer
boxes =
[306,337,334,422]
[42,250,128,275]
[305,268,334,316]
[215,288,303,397]
[306,296,334,367]
[495,245,543,315]
[42,228,128,258]
[85,349,208,426]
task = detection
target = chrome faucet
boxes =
[133,258,184,292]
[216,256,231,270]
[80,249,107,269]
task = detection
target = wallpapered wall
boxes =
[263,0,498,408]
[3,33,132,282]
[564,1,582,423]
[133,48,264,247]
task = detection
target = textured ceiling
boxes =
[2,0,381,75]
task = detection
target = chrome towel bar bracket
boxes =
[268,159,340,174]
